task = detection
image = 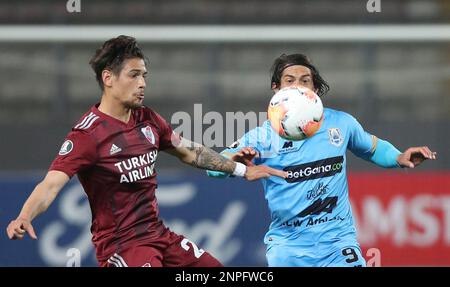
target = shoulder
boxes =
[324,108,352,120]
[72,109,102,134]
[237,120,272,147]
[68,108,103,147]
[245,120,271,138]
[324,108,358,125]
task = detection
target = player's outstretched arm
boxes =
[368,137,437,169]
[165,137,286,181]
[6,170,70,240]
[224,147,258,167]
[206,147,259,178]
[397,146,437,168]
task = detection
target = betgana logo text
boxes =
[284,156,344,183]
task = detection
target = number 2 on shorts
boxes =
[181,238,205,258]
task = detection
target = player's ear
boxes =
[102,69,114,88]
[271,82,279,93]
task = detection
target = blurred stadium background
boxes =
[0,0,449,266]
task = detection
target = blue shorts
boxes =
[266,244,366,267]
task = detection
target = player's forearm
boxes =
[17,171,69,221]
[168,137,246,175]
[206,150,232,178]
[183,144,236,173]
[369,138,401,168]
[18,181,60,221]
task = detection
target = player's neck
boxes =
[98,95,131,124]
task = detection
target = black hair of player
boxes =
[270,53,330,97]
[89,35,148,90]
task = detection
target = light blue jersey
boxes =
[222,108,374,266]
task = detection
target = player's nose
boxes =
[139,77,146,88]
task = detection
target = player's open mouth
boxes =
[136,93,144,100]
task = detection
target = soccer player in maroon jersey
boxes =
[6,35,286,267]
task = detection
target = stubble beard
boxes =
[123,99,143,110]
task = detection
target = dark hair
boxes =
[270,53,330,97]
[89,35,147,90]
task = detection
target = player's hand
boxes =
[6,217,37,240]
[396,146,437,168]
[231,147,258,167]
[244,165,287,181]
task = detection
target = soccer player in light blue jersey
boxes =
[207,54,437,267]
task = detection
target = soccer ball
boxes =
[268,87,324,141]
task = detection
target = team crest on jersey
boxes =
[141,126,155,144]
[328,128,343,147]
[58,140,73,155]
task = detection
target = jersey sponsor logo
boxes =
[114,150,158,183]
[328,128,344,147]
[281,195,343,228]
[142,263,152,267]
[278,141,299,154]
[282,141,293,149]
[141,126,155,144]
[299,196,338,217]
[306,182,329,201]
[281,214,345,228]
[284,156,344,183]
[74,112,99,130]
[58,140,73,155]
[109,144,122,155]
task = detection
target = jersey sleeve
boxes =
[49,131,98,178]
[206,127,264,178]
[152,111,181,150]
[222,126,265,164]
[346,114,375,159]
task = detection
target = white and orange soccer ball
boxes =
[268,87,324,141]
